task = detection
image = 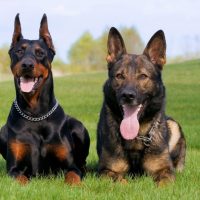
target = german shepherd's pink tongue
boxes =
[20,77,36,93]
[120,104,142,140]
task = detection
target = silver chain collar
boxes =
[136,121,159,146]
[13,100,59,122]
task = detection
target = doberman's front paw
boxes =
[65,171,81,185]
[15,175,29,185]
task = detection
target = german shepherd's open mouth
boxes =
[120,102,147,140]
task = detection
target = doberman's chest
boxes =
[9,124,71,161]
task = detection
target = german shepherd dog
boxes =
[0,14,90,185]
[97,27,186,186]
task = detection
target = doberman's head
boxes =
[9,14,55,107]
[105,27,166,140]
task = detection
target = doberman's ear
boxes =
[143,30,166,69]
[10,13,23,49]
[106,27,127,64]
[39,14,55,55]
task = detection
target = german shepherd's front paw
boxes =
[100,169,127,183]
[154,171,175,187]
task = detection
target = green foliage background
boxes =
[68,27,143,72]
[0,45,10,73]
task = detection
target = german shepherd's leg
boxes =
[97,104,130,182]
[143,149,175,186]
[167,119,186,172]
[98,150,129,182]
[171,137,186,172]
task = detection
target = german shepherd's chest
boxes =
[122,139,145,168]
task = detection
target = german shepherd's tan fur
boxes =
[97,27,186,186]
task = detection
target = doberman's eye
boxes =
[115,73,125,80]
[138,74,148,80]
[16,49,24,57]
[35,49,45,58]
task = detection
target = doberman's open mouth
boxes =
[18,76,43,93]
[120,104,143,140]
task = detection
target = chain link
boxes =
[136,121,159,146]
[13,100,59,122]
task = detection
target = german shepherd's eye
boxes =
[138,74,148,80]
[16,49,24,57]
[35,49,45,59]
[115,73,125,80]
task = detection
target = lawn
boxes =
[0,59,199,199]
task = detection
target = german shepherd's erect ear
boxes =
[106,27,127,64]
[10,14,23,49]
[143,30,166,69]
[39,14,55,56]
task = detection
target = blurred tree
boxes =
[120,27,144,54]
[67,27,144,71]
[0,45,10,74]
[68,32,96,71]
[53,57,67,73]
[95,31,108,69]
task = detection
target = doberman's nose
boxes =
[21,60,34,70]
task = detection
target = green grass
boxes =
[0,59,200,199]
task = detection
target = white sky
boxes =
[0,0,200,62]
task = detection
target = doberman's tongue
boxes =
[120,104,142,140]
[20,77,35,93]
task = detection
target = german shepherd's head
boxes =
[104,27,166,140]
[9,14,55,108]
